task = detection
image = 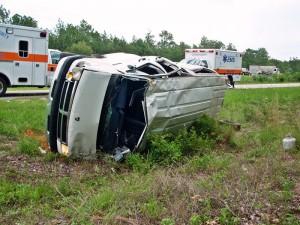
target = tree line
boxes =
[1,4,300,74]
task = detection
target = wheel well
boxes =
[0,73,11,86]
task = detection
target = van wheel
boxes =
[0,77,7,97]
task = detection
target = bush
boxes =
[147,133,182,166]
[190,114,218,138]
[145,115,219,166]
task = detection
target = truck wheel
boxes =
[0,77,7,97]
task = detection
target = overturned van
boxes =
[45,53,227,160]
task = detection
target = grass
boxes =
[0,87,300,224]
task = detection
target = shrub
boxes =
[190,114,218,138]
[147,133,182,166]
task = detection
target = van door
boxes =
[13,37,33,85]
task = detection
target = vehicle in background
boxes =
[241,68,251,75]
[249,65,280,75]
[0,23,61,97]
[45,53,228,161]
[181,49,243,83]
[47,49,61,85]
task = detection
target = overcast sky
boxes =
[2,0,300,61]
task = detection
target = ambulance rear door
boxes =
[13,36,34,85]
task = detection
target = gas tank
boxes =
[283,134,296,150]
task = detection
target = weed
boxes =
[147,133,182,166]
[161,217,175,225]
[189,215,201,225]
[175,127,214,156]
[42,152,60,162]
[140,198,165,218]
[219,208,240,225]
[280,213,300,225]
[18,136,40,156]
[191,114,218,138]
[125,153,152,173]
[186,154,231,173]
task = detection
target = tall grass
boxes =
[0,88,300,224]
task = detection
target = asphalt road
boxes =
[1,90,49,100]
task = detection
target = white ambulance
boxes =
[0,23,61,96]
[182,49,243,84]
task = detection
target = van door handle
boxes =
[36,64,39,67]
[15,62,19,66]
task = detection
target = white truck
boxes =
[181,49,243,84]
[249,65,280,75]
[0,23,61,96]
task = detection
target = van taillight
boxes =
[216,52,219,55]
[40,31,47,38]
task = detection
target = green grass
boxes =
[0,88,300,224]
[0,98,46,137]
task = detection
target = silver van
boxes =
[46,53,227,160]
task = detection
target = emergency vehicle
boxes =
[182,49,243,82]
[0,23,61,96]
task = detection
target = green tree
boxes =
[0,4,10,23]
[226,42,237,51]
[198,36,225,49]
[127,32,158,56]
[242,48,270,68]
[11,14,38,27]
[50,19,80,50]
[158,30,176,48]
[67,41,93,55]
[145,31,156,47]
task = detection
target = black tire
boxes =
[47,55,85,152]
[0,77,8,97]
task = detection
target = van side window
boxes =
[19,41,28,57]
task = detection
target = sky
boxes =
[2,0,300,61]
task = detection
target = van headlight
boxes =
[66,67,83,81]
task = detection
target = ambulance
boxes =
[182,49,243,83]
[0,23,61,96]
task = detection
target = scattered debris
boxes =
[39,146,46,154]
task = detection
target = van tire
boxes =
[47,55,85,152]
[0,77,7,97]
